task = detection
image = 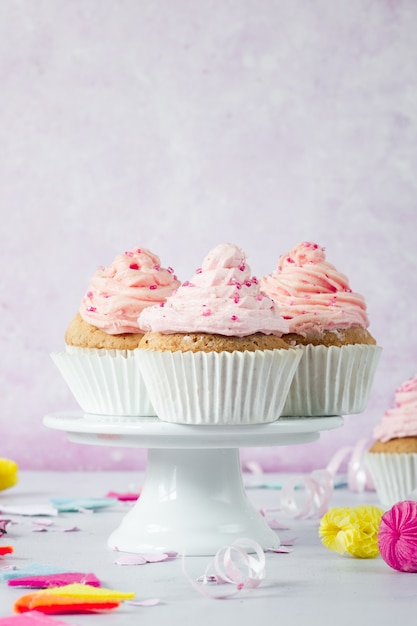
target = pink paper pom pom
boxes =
[378,501,417,572]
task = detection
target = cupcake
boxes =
[260,241,382,417]
[136,242,302,425]
[51,247,180,416]
[366,374,417,507]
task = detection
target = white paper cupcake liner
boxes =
[365,452,417,507]
[281,344,382,417]
[137,348,302,425]
[51,347,155,417]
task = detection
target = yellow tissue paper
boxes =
[319,505,384,558]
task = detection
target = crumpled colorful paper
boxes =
[319,505,384,558]
[378,500,417,572]
[14,583,135,614]
[0,458,18,491]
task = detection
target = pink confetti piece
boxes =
[106,491,141,502]
[267,519,289,530]
[0,612,72,625]
[114,555,147,566]
[259,507,291,530]
[267,546,293,554]
[183,538,266,599]
[32,526,80,533]
[113,552,176,566]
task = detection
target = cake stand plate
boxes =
[43,412,343,556]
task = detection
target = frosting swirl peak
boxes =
[260,241,370,338]
[79,247,180,334]
[138,242,289,337]
[373,375,417,442]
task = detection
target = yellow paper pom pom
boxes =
[0,458,19,491]
[319,505,384,559]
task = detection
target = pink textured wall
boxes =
[1,0,416,471]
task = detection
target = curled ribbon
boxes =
[280,469,333,519]
[279,438,374,519]
[183,538,266,599]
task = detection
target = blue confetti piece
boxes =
[0,563,70,581]
[50,497,118,512]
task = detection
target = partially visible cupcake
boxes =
[261,241,382,416]
[366,374,417,507]
[51,247,180,417]
[136,242,302,425]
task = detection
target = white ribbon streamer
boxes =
[184,538,266,599]
[279,438,374,519]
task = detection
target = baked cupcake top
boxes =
[373,374,417,442]
[260,241,370,339]
[79,247,181,334]
[138,242,289,337]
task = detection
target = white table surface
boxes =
[0,470,414,625]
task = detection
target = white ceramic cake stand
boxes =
[43,412,343,556]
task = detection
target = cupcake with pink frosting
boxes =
[261,241,382,417]
[136,242,302,425]
[366,374,417,507]
[51,247,180,417]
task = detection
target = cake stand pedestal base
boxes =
[108,448,279,556]
[43,412,343,556]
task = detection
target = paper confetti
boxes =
[50,498,117,512]
[1,564,70,581]
[106,491,141,501]
[114,552,177,566]
[14,583,135,614]
[8,572,101,588]
[0,611,72,625]
[32,525,80,533]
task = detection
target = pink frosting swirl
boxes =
[138,242,289,337]
[373,374,417,442]
[79,247,181,334]
[260,241,370,337]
